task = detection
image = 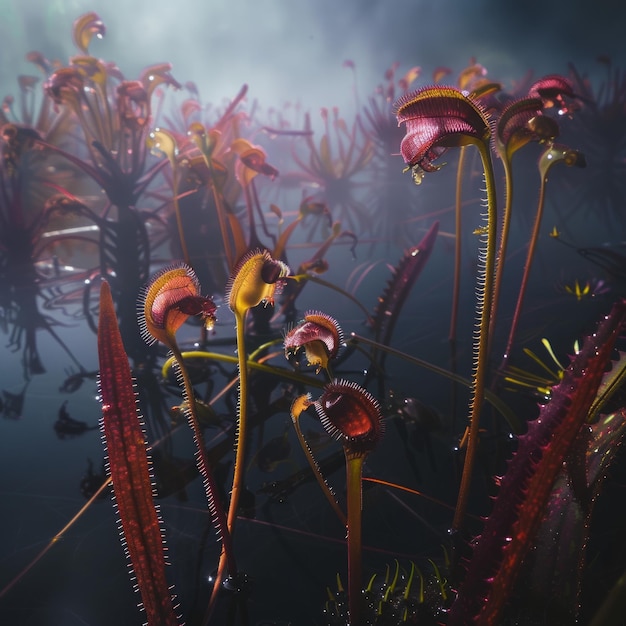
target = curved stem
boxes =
[452,138,497,532]
[291,397,347,525]
[205,309,250,621]
[449,146,466,447]
[170,344,237,575]
[202,311,248,626]
[228,309,249,532]
[161,350,323,389]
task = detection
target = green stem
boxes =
[161,350,324,389]
[450,146,466,446]
[345,452,365,626]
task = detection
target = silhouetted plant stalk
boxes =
[394,85,497,531]
[364,220,439,396]
[0,124,86,377]
[36,12,182,360]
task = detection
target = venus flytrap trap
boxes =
[313,380,384,626]
[4,11,626,623]
[283,311,384,625]
[283,310,344,379]
[286,313,348,526]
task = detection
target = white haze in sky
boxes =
[1,0,624,124]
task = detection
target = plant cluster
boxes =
[2,12,626,626]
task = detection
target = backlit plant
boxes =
[3,12,626,626]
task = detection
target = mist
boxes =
[1,0,624,120]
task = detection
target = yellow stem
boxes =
[449,146,466,345]
[228,309,249,532]
[489,154,514,349]
[205,309,249,621]
[161,350,323,389]
[291,408,347,525]
[452,138,497,531]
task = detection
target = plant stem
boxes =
[228,309,249,532]
[449,146,467,347]
[291,398,347,525]
[345,452,365,626]
[452,138,497,531]
[204,309,249,622]
[171,344,237,575]
[500,168,547,371]
[489,153,514,349]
